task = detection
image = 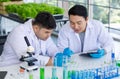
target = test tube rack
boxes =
[66,65,119,79]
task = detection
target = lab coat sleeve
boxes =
[57,26,69,52]
[46,37,59,57]
[33,55,50,66]
[7,25,27,59]
[97,21,114,53]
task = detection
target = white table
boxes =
[0,53,120,79]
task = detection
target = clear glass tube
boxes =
[63,66,68,79]
[52,67,58,79]
[29,71,33,79]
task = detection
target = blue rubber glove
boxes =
[89,49,105,58]
[63,47,74,57]
[54,48,74,67]
[54,52,63,67]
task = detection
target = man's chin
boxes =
[75,31,80,33]
[42,38,48,41]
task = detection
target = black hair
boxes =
[68,5,88,19]
[33,12,56,29]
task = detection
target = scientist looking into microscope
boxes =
[0,12,58,66]
[57,5,114,58]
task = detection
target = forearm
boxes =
[46,57,53,66]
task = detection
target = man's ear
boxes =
[86,17,89,22]
[33,25,39,32]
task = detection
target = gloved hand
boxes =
[89,49,105,58]
[54,48,74,67]
[63,47,74,57]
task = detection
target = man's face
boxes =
[69,15,88,33]
[34,25,53,40]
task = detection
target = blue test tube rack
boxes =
[65,65,119,79]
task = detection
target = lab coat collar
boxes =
[74,20,95,52]
[87,20,94,29]
[24,19,47,55]
[24,19,36,37]
[66,21,75,33]
[72,20,94,40]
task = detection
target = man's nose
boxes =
[74,24,79,29]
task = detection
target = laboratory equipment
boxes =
[40,67,45,79]
[54,49,72,67]
[54,52,63,67]
[29,70,33,79]
[89,49,105,58]
[52,67,58,79]
[63,47,74,57]
[20,36,37,66]
[96,65,119,79]
[116,60,120,67]
[64,65,119,79]
[19,68,26,79]
[111,52,115,63]
[19,36,38,71]
[63,66,68,79]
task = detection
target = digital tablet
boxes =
[79,51,98,57]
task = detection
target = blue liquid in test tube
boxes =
[54,57,57,66]
[71,70,79,79]
[52,67,58,79]
[68,70,72,79]
[111,52,115,64]
[63,66,68,79]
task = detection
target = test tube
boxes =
[78,70,82,79]
[111,48,116,67]
[29,71,33,79]
[54,57,57,66]
[71,70,75,79]
[75,71,79,79]
[63,66,68,79]
[116,67,119,76]
[111,52,115,64]
[67,70,72,79]
[62,55,68,66]
[116,60,120,67]
[19,68,26,79]
[89,69,95,79]
[52,67,58,79]
[40,67,44,79]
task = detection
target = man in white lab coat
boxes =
[0,12,58,66]
[57,5,114,56]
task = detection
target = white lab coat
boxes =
[0,19,58,66]
[57,20,114,54]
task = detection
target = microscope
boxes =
[19,36,38,71]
